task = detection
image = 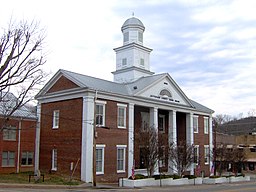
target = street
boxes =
[1,181,256,192]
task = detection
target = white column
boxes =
[128,103,134,177]
[209,115,213,173]
[186,112,194,175]
[168,110,177,144]
[81,96,94,182]
[168,110,177,174]
[34,103,41,173]
[186,112,194,145]
[150,107,159,175]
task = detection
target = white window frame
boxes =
[194,145,199,165]
[96,144,105,175]
[21,152,33,166]
[158,115,165,133]
[204,145,209,165]
[52,110,60,129]
[204,117,209,134]
[95,100,107,127]
[3,126,16,141]
[117,145,126,173]
[193,115,199,133]
[117,103,127,129]
[51,149,57,171]
[2,151,15,167]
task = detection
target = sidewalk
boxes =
[0,182,119,189]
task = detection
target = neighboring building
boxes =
[0,92,37,173]
[215,117,256,173]
[35,17,214,183]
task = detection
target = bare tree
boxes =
[168,141,194,176]
[215,146,246,176]
[215,146,227,176]
[139,127,159,177]
[138,126,167,177]
[0,20,47,130]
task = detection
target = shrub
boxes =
[153,174,173,180]
[168,174,181,180]
[128,174,145,180]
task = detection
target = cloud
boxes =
[1,0,256,117]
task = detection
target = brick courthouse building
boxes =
[35,17,214,183]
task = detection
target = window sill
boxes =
[96,172,104,175]
[2,165,15,168]
[117,170,125,174]
[118,126,126,129]
[21,165,33,167]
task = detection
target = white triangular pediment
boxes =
[134,74,193,106]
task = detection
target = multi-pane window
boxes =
[158,115,165,132]
[2,151,15,167]
[96,144,105,175]
[3,126,16,140]
[117,145,126,173]
[117,104,127,128]
[96,101,106,126]
[141,112,149,132]
[21,152,33,166]
[193,116,199,133]
[51,149,57,171]
[159,146,166,167]
[204,145,209,164]
[204,117,209,134]
[194,145,199,164]
[53,110,59,129]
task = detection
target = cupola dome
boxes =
[121,17,145,32]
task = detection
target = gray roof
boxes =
[189,99,214,114]
[121,17,145,31]
[0,92,37,119]
[61,70,129,95]
[58,69,214,114]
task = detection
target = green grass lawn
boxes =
[0,171,83,185]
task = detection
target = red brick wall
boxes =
[194,115,210,176]
[47,76,79,93]
[39,98,83,179]
[0,118,36,173]
[177,112,186,144]
[95,100,129,183]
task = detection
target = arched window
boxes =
[159,89,172,98]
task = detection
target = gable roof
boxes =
[37,69,214,114]
[0,92,37,120]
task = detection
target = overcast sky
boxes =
[1,0,256,117]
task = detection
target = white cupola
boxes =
[112,16,154,83]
